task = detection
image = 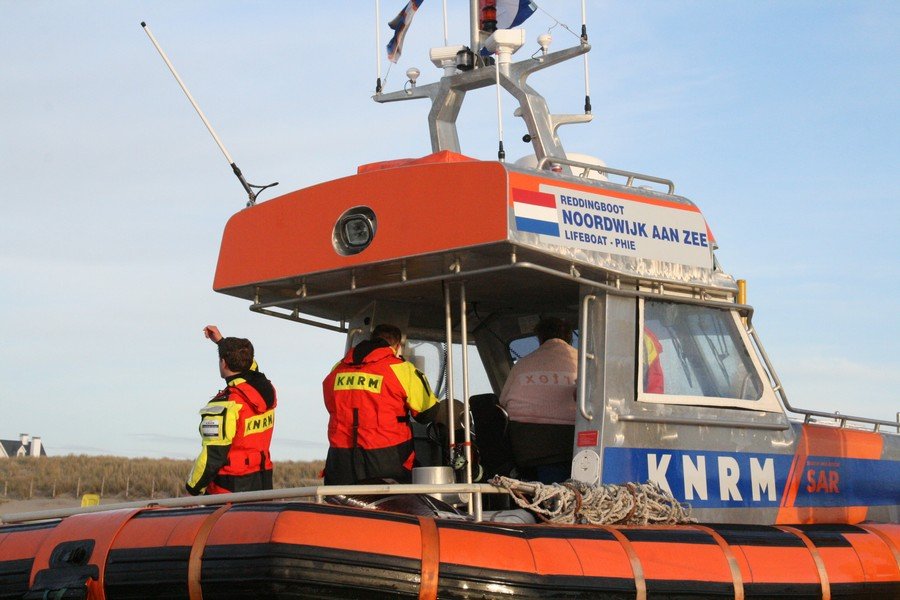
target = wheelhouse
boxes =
[210,152,900,524]
[209,28,897,525]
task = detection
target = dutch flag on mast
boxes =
[495,0,538,30]
[386,0,425,63]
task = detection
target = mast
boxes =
[375,42,590,167]
[469,0,480,56]
[374,3,593,169]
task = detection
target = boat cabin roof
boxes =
[213,152,737,327]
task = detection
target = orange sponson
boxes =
[3,504,899,598]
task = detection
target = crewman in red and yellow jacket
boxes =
[322,324,441,485]
[186,325,277,495]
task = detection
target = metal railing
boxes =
[250,258,743,327]
[0,482,507,525]
[747,323,899,433]
[537,156,676,195]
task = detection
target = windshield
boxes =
[406,338,491,399]
[642,300,763,400]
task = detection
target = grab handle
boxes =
[578,294,596,420]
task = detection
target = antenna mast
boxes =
[581,1,592,114]
[469,0,481,53]
[375,1,383,93]
[141,22,277,207]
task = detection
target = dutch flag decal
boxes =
[513,188,559,236]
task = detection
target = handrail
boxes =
[537,156,676,195]
[747,323,899,432]
[0,482,507,525]
[250,306,348,333]
[443,281,456,452]
[459,281,476,517]
[578,293,596,420]
[252,260,745,316]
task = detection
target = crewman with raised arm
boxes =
[186,325,277,495]
[323,324,441,485]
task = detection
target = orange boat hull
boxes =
[2,501,898,599]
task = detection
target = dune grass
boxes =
[0,455,324,500]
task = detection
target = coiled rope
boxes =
[491,476,695,525]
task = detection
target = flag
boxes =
[512,188,559,237]
[386,0,424,63]
[496,0,537,30]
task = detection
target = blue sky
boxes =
[1,2,897,460]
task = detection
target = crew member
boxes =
[499,317,577,484]
[186,325,277,495]
[323,324,440,485]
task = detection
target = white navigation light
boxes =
[406,67,421,88]
[538,33,552,55]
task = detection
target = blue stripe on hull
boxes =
[602,447,898,509]
[794,455,900,507]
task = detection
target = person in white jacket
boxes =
[499,317,577,483]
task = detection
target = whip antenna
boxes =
[581,1,591,114]
[495,61,505,162]
[442,0,449,45]
[374,1,383,93]
[141,21,277,207]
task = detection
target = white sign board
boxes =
[512,184,714,269]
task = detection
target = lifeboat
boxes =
[3,6,898,600]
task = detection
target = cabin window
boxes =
[406,339,491,399]
[639,300,766,405]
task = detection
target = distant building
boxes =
[0,433,47,458]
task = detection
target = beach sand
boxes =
[0,496,129,520]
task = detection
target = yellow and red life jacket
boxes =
[187,368,277,495]
[322,340,439,484]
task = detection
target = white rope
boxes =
[535,5,582,41]
[492,476,695,525]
